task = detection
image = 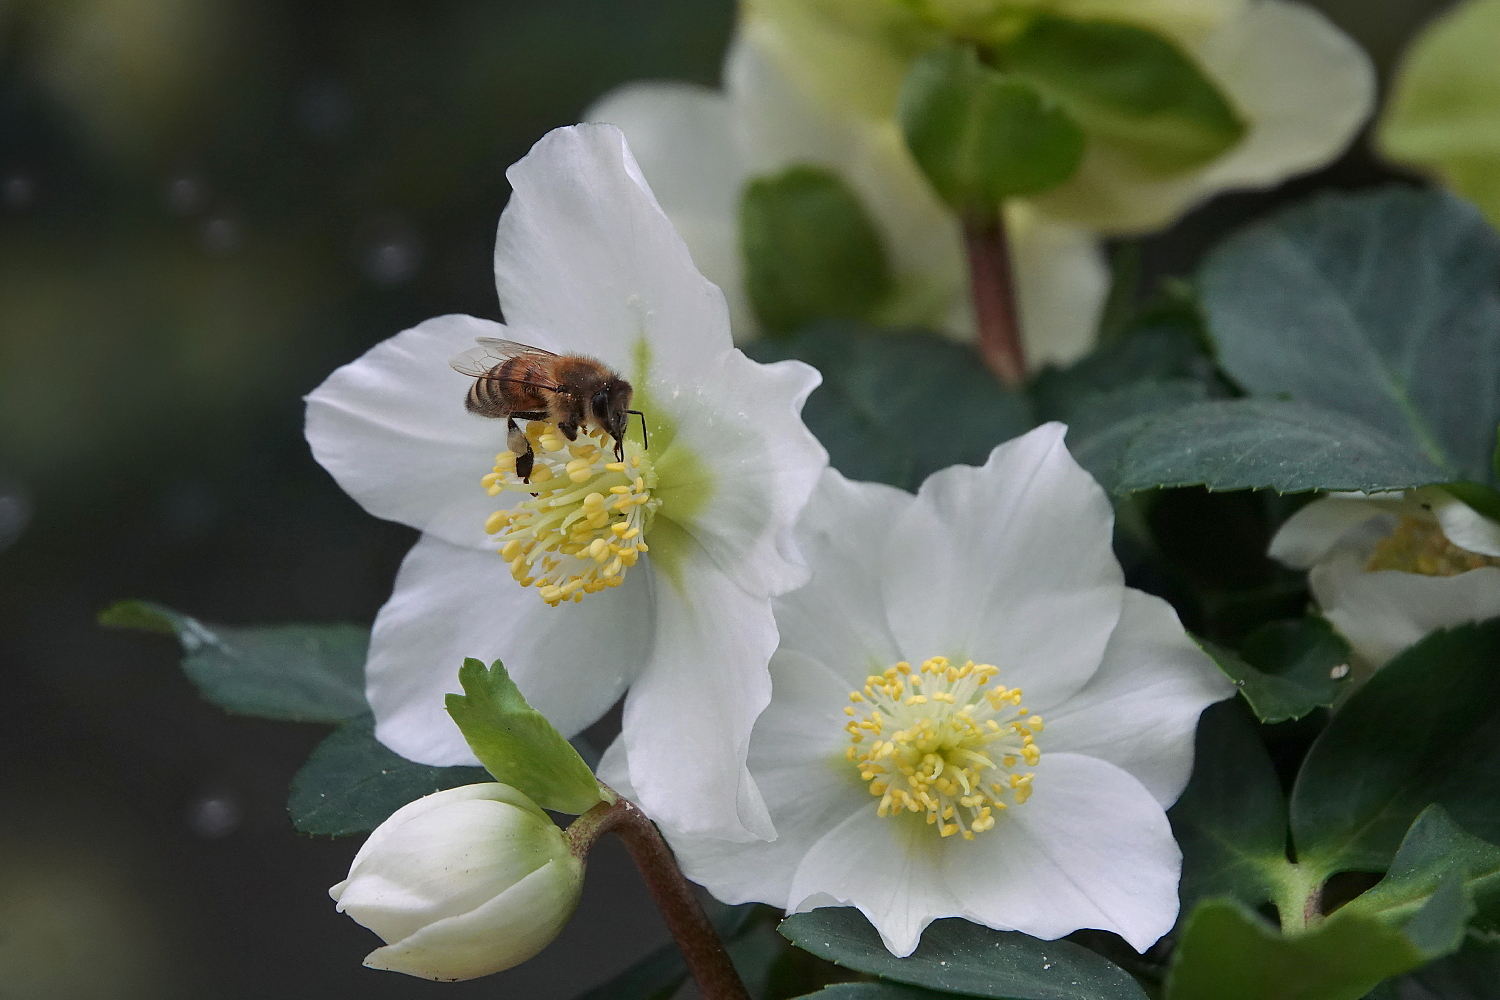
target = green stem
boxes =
[566,793,750,1000]
[962,211,1026,390]
[1271,863,1327,934]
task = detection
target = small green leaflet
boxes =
[1290,619,1500,876]
[1164,899,1428,1000]
[446,657,604,815]
[99,599,368,723]
[1199,616,1350,723]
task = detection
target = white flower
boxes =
[330,783,584,981]
[586,0,1373,362]
[603,424,1234,955]
[304,124,827,841]
[1269,488,1500,675]
[588,33,1108,365]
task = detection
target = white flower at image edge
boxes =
[304,124,828,841]
[603,424,1235,955]
[1270,488,1500,672]
[331,783,583,981]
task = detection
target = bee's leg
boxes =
[507,418,534,483]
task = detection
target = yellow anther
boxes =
[479,418,659,607]
[845,656,1041,840]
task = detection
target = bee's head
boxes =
[591,378,634,451]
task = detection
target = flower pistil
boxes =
[844,656,1042,840]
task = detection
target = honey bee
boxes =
[449,337,646,482]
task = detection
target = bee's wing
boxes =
[448,338,558,379]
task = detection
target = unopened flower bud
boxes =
[329,783,584,981]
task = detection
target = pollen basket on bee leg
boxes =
[481,420,658,606]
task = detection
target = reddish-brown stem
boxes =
[963,213,1026,390]
[566,795,749,1000]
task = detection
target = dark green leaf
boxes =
[1201,187,1500,485]
[100,600,368,723]
[1005,16,1245,175]
[795,986,950,999]
[741,166,894,335]
[445,658,603,815]
[574,904,759,1000]
[1165,898,1426,1000]
[1342,805,1500,939]
[1063,379,1211,489]
[1083,398,1448,497]
[1401,872,1474,959]
[1201,616,1351,723]
[1290,620,1500,876]
[1397,934,1500,1000]
[744,324,1033,491]
[779,908,1147,1000]
[1031,325,1217,423]
[898,45,1085,212]
[287,715,489,837]
[1168,701,1293,917]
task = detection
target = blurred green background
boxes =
[0,1,1454,997]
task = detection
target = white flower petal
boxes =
[1268,496,1390,568]
[494,123,827,598]
[367,534,652,766]
[584,82,757,342]
[1033,0,1376,233]
[615,541,780,841]
[664,649,875,906]
[951,752,1181,952]
[656,349,828,599]
[304,314,559,551]
[493,123,731,385]
[787,804,953,958]
[772,470,912,677]
[1041,590,1233,807]
[1426,491,1500,558]
[361,857,582,981]
[1311,552,1500,669]
[336,797,558,945]
[332,783,546,905]
[883,424,1123,713]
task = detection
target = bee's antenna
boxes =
[628,410,648,450]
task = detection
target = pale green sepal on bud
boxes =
[898,43,1085,215]
[1004,15,1247,178]
[330,783,585,981]
[445,658,607,815]
[740,164,895,334]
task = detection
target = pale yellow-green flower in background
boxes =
[1377,0,1500,231]
[590,0,1373,365]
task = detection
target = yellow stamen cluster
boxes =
[481,422,657,606]
[844,657,1042,841]
[1365,515,1500,577]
